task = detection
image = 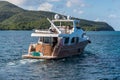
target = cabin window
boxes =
[64,37,69,44]
[39,37,43,42]
[44,37,51,43]
[71,37,75,43]
[76,27,81,29]
[39,37,52,43]
[52,37,58,47]
[76,21,80,27]
[53,21,73,28]
[71,37,79,44]
[78,48,81,53]
[76,37,79,43]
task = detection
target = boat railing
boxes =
[57,26,73,34]
[35,29,56,34]
[47,18,61,34]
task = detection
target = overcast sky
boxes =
[0,0,120,31]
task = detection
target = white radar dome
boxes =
[54,14,60,20]
[67,15,71,20]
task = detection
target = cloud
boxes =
[108,14,118,18]
[94,18,100,22]
[94,18,106,22]
[0,0,61,11]
[73,9,84,15]
[0,0,46,7]
[48,0,60,2]
[66,1,71,7]
[2,0,27,5]
[27,6,35,10]
[1,0,52,10]
[73,9,77,13]
[78,10,84,14]
[38,2,53,11]
[66,0,85,7]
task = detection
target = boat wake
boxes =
[7,59,45,67]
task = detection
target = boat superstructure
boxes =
[22,15,91,59]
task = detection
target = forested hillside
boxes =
[0,1,114,31]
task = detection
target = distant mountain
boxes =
[0,1,114,31]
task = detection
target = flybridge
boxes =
[47,18,61,34]
[31,14,82,38]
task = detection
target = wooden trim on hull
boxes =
[22,40,89,59]
[22,53,80,60]
[53,40,89,58]
[22,55,57,59]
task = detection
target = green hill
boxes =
[0,1,114,31]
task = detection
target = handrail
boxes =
[47,18,61,34]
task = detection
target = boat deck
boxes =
[22,54,57,59]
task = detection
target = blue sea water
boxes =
[0,31,120,80]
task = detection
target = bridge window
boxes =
[76,37,79,43]
[64,37,69,44]
[71,37,75,43]
[71,37,79,44]
[39,37,52,43]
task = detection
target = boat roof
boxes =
[31,18,81,37]
[52,19,80,23]
[52,19,74,22]
[31,33,59,37]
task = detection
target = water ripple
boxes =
[0,31,120,80]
